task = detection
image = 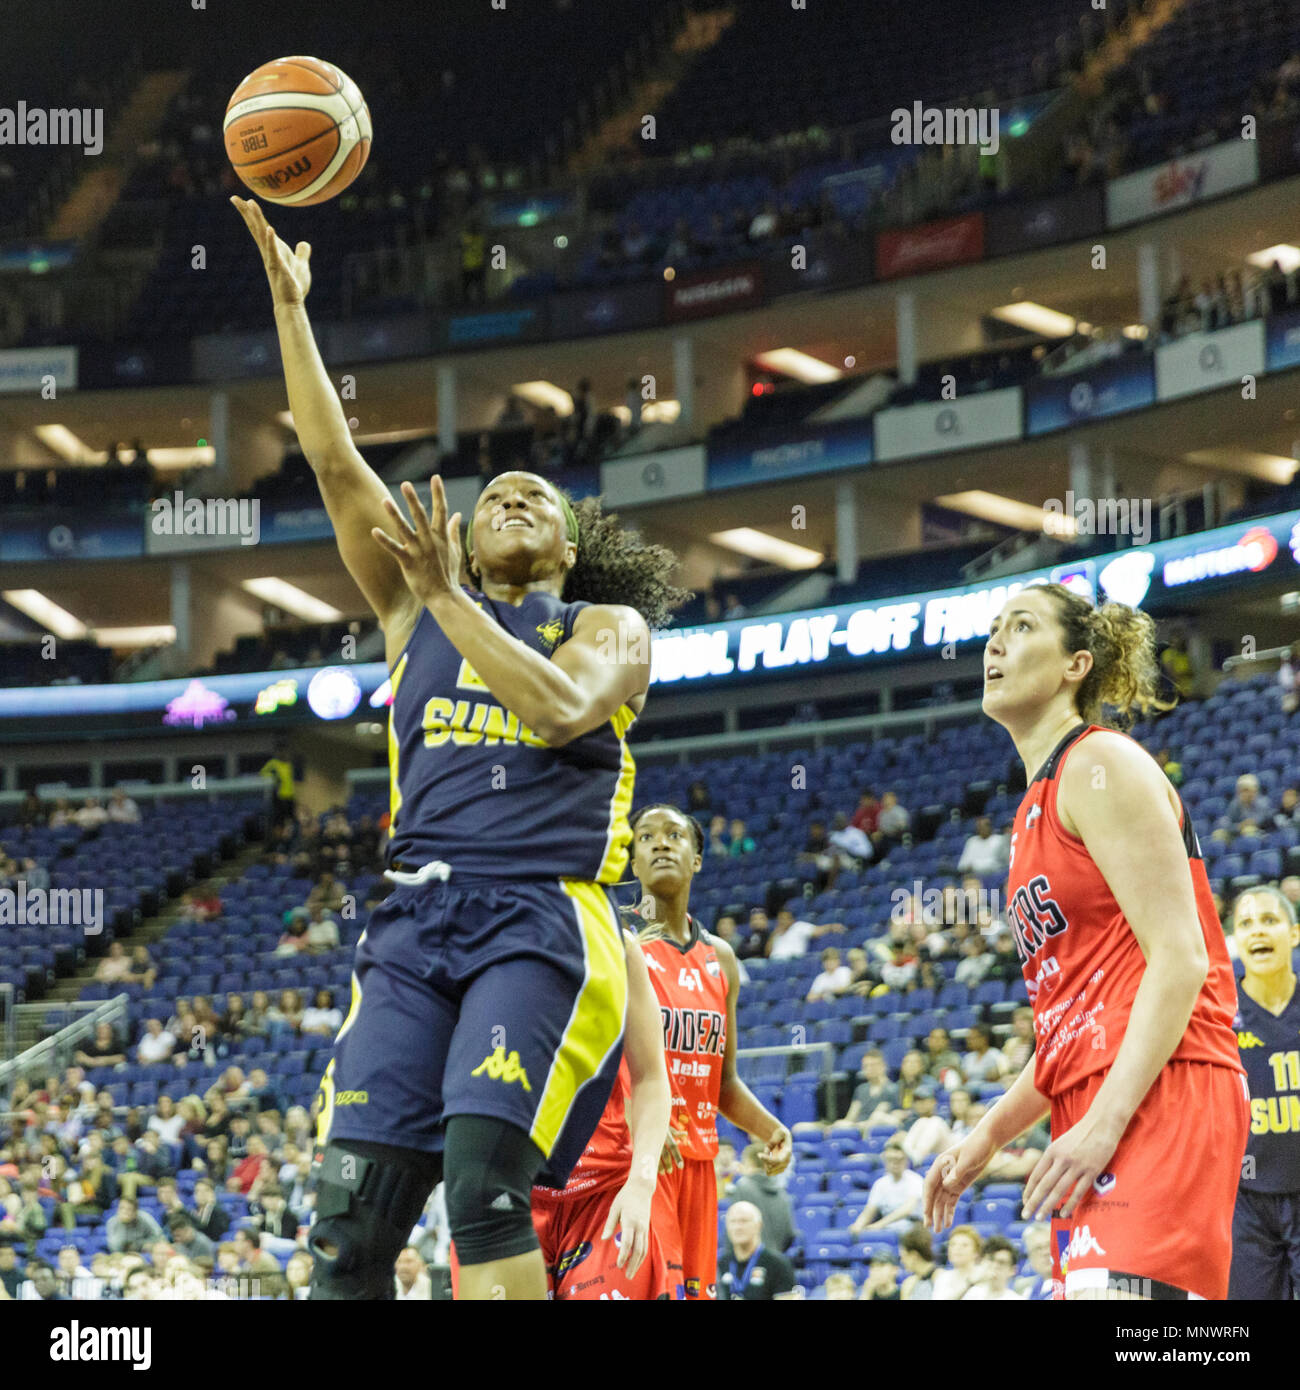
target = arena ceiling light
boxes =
[1183,449,1298,482]
[752,349,843,383]
[611,400,681,425]
[33,425,108,464]
[708,528,824,569]
[511,381,574,415]
[2,589,88,639]
[934,490,1077,536]
[1247,244,1300,273]
[241,578,343,623]
[989,302,1077,337]
[146,446,216,469]
[92,625,177,648]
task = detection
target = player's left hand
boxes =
[759,1124,793,1176]
[603,1177,654,1280]
[1020,1115,1122,1222]
[371,477,463,607]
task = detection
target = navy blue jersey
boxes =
[1234,983,1300,1194]
[386,587,637,883]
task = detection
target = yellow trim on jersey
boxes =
[595,702,638,885]
[387,652,410,836]
[530,881,628,1158]
[315,1056,336,1146]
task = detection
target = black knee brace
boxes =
[307,1140,441,1300]
[443,1115,546,1266]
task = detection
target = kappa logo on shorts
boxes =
[471,1045,532,1091]
[1065,1225,1106,1261]
[1092,1171,1117,1196]
[556,1242,593,1276]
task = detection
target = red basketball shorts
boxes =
[1048,1060,1249,1300]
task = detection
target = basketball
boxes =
[223,56,371,206]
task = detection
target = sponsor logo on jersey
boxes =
[333,1090,368,1105]
[535,619,565,650]
[686,1277,701,1298]
[555,1242,592,1276]
[706,1282,718,1299]
[1092,1171,1117,1196]
[1237,1030,1266,1048]
[1025,805,1042,829]
[660,1006,726,1056]
[705,957,721,977]
[1064,1225,1106,1261]
[644,952,667,973]
[471,1045,532,1091]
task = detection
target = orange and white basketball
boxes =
[223,56,372,206]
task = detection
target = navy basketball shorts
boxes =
[1228,1188,1300,1301]
[314,874,627,1188]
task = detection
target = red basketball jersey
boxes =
[1005,723,1243,1098]
[640,918,729,1162]
[536,1058,633,1200]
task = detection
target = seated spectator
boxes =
[896,1084,952,1165]
[724,1144,794,1253]
[859,1252,902,1301]
[707,814,730,857]
[74,1022,127,1069]
[977,1118,1050,1186]
[899,1225,940,1299]
[126,945,157,989]
[962,1234,1025,1300]
[19,1260,64,1301]
[953,934,995,988]
[167,1210,215,1263]
[895,1050,930,1111]
[945,1088,979,1144]
[94,941,133,985]
[246,1069,285,1114]
[873,791,910,850]
[850,789,880,837]
[828,811,873,864]
[881,941,919,992]
[848,1144,923,1235]
[106,790,141,824]
[717,1202,795,1300]
[105,1196,164,1254]
[74,797,109,830]
[985,930,1022,985]
[228,1136,271,1195]
[1015,1223,1054,1300]
[1155,746,1183,788]
[806,947,852,1002]
[1273,786,1300,829]
[305,904,340,953]
[797,820,839,891]
[727,818,756,857]
[301,988,343,1037]
[961,1024,1011,1085]
[1002,1006,1036,1071]
[686,780,711,815]
[1219,773,1272,832]
[394,1245,433,1300]
[957,816,1008,876]
[147,1095,185,1148]
[20,857,49,893]
[842,1049,899,1130]
[308,873,345,914]
[767,909,845,961]
[190,1177,230,1242]
[136,1019,176,1067]
[267,989,305,1036]
[932,1225,984,1300]
[17,791,43,827]
[845,946,875,994]
[821,1270,858,1300]
[276,915,312,956]
[47,798,74,829]
[923,1027,962,1087]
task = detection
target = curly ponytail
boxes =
[560,493,693,628]
[1037,582,1177,727]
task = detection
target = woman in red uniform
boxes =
[923,582,1247,1300]
[629,804,792,1301]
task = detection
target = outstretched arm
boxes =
[232,197,419,649]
